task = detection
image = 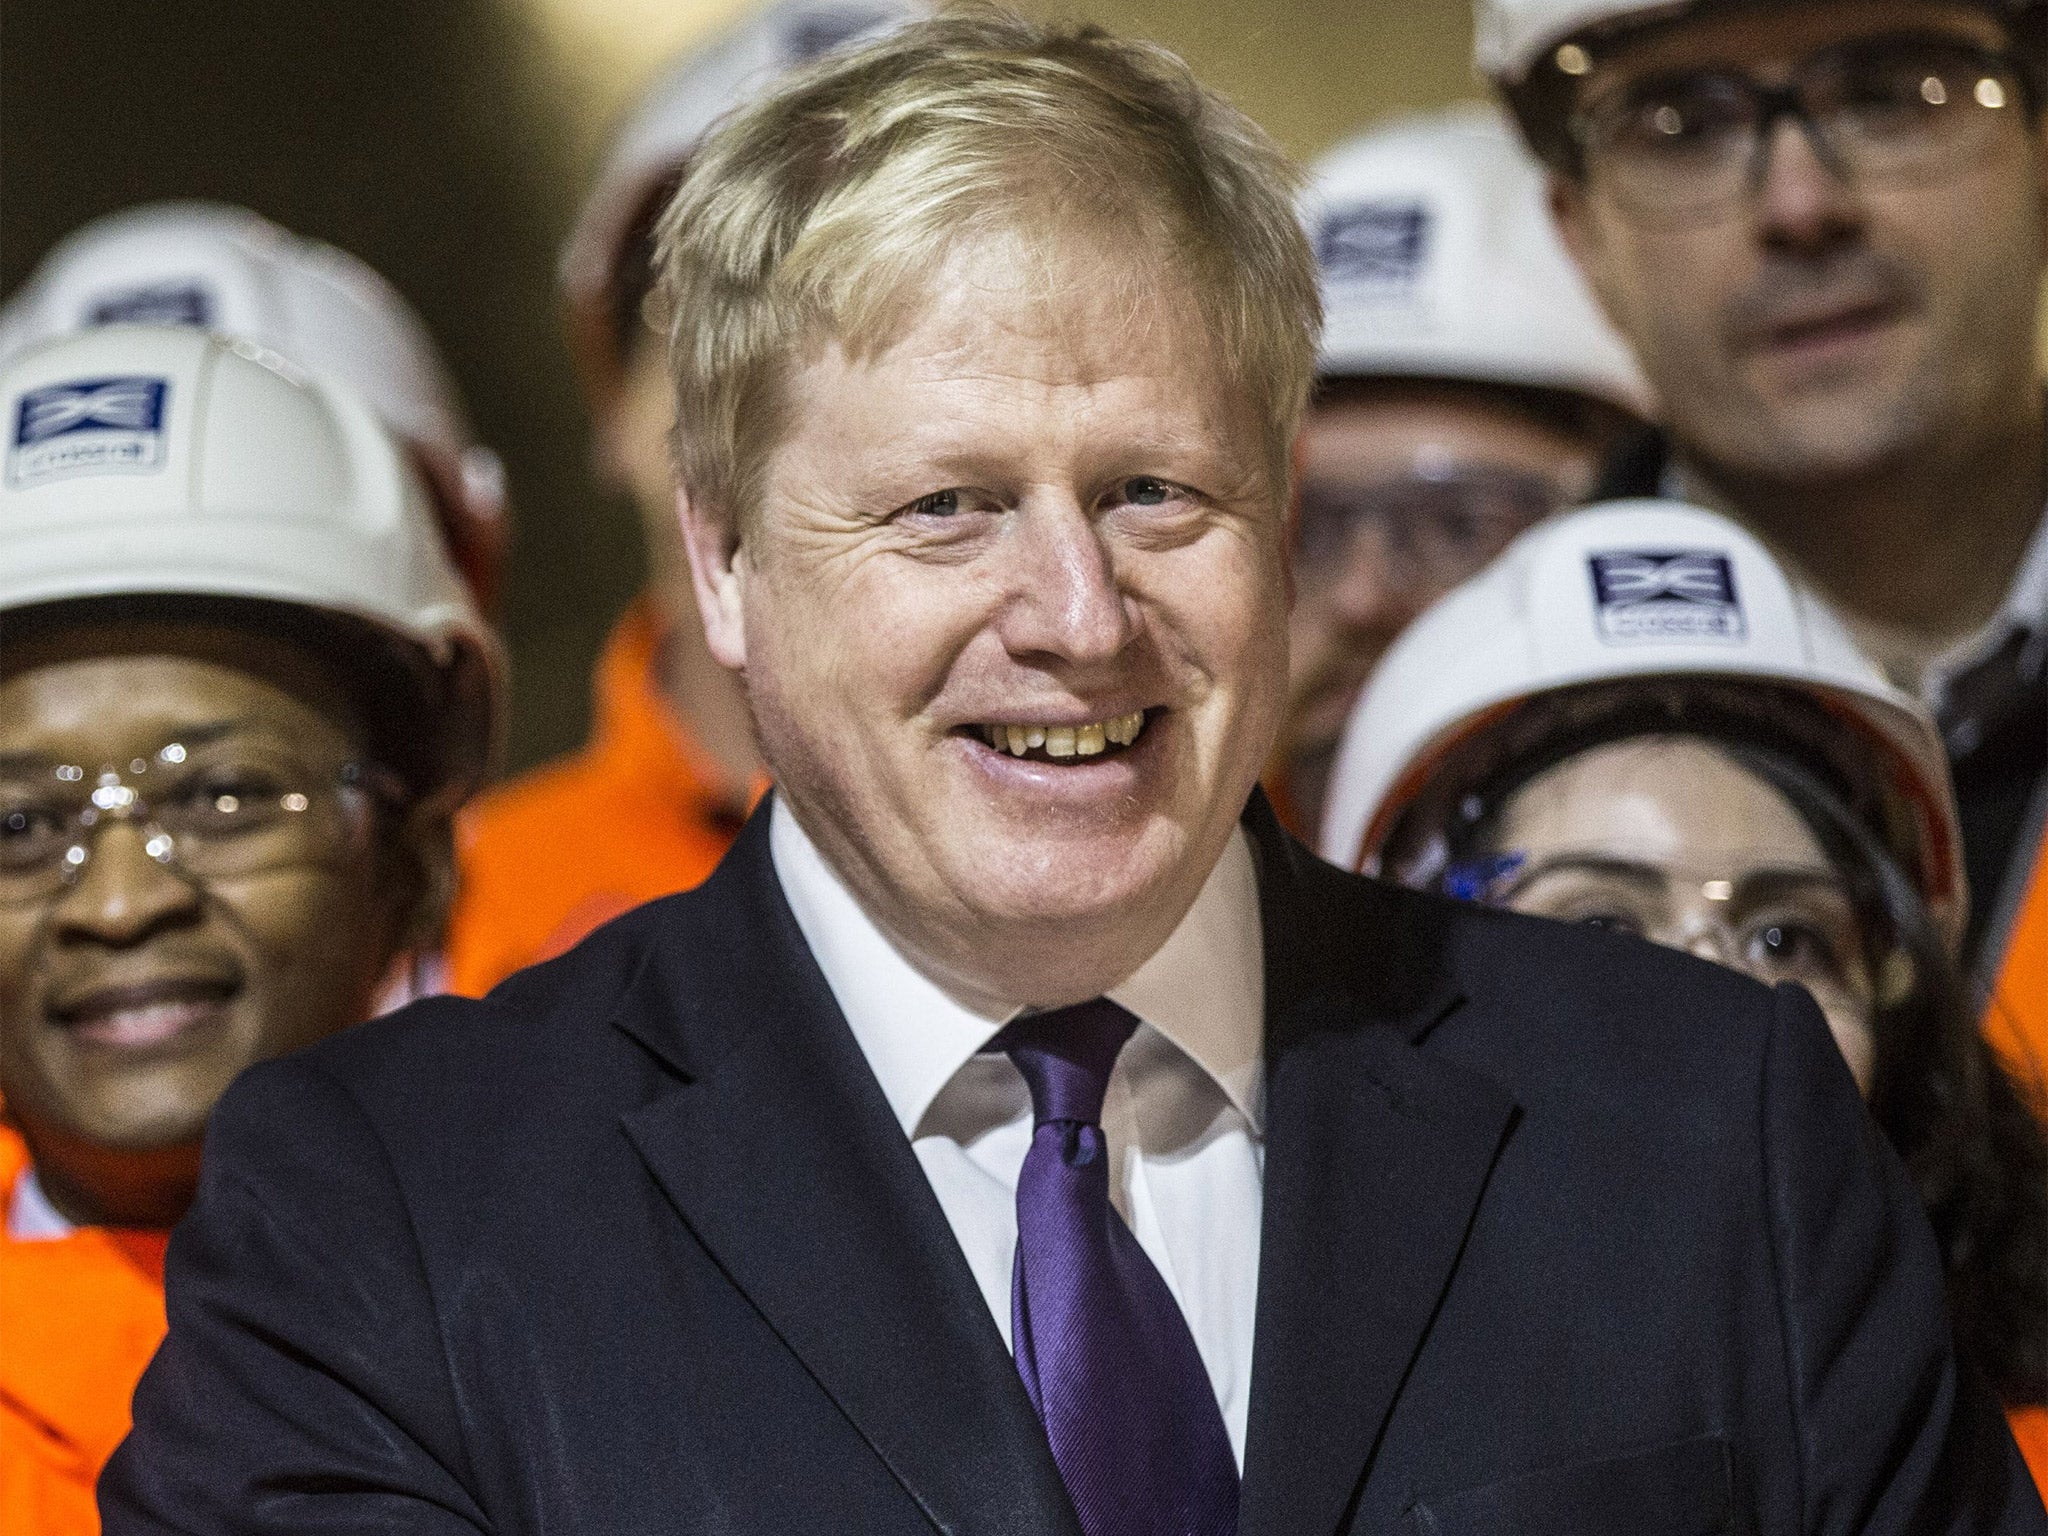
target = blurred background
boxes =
[0,0,1480,773]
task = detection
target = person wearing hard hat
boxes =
[1278,103,1652,835]
[443,0,922,996]
[0,325,499,1534]
[0,201,509,616]
[1322,498,2048,1489]
[1474,0,2048,1080]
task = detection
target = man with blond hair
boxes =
[107,13,2040,1535]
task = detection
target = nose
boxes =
[1670,909,1738,970]
[992,499,1136,668]
[1323,523,1411,633]
[1751,115,1863,251]
[49,824,204,947]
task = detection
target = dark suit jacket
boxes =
[103,796,2044,1535]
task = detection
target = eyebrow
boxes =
[1507,855,1847,903]
[0,718,256,777]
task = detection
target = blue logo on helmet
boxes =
[8,376,170,487]
[87,282,215,329]
[1588,550,1744,643]
[1317,201,1431,289]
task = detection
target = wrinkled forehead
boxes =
[1595,0,2012,80]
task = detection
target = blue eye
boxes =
[909,489,962,518]
[1122,477,1173,507]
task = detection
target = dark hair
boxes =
[1728,746,2048,1405]
[1418,693,2048,1404]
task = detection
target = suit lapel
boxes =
[1238,799,1520,1536]
[614,810,1078,1536]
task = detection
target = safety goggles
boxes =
[1444,847,1873,997]
[0,738,404,905]
[1571,33,2032,225]
[1294,462,1563,590]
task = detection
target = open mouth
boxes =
[964,709,1152,764]
[49,976,238,1050]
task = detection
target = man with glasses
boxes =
[1477,0,2048,1076]
[0,324,499,1535]
[1280,104,1651,833]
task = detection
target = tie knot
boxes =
[995,998,1140,1129]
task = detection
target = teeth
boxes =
[974,711,1148,758]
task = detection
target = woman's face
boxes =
[1485,735,1877,1091]
[0,627,412,1174]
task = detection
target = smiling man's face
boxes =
[684,232,1290,1009]
[1554,0,2048,485]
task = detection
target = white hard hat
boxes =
[1475,0,2042,84]
[1318,499,1965,942]
[1305,102,1652,417]
[0,325,501,796]
[0,202,508,611]
[560,0,927,408]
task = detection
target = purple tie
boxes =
[996,999,1240,1536]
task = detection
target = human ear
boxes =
[676,484,748,673]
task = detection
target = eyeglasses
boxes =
[1572,34,2031,224]
[0,740,404,905]
[1445,848,1872,996]
[1294,463,1563,589]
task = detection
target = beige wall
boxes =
[525,0,1484,177]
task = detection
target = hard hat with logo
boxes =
[560,0,926,413]
[1304,102,1652,417]
[1475,0,2045,86]
[1317,498,1965,945]
[0,202,508,612]
[0,325,501,799]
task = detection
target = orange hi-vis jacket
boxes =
[0,1126,168,1536]
[445,601,758,997]
[1984,825,2048,1096]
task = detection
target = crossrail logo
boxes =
[1587,550,1746,643]
[8,376,170,489]
[1317,201,1432,293]
[87,283,215,329]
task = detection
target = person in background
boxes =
[0,325,499,1534]
[105,14,2039,1533]
[1474,0,2048,1072]
[0,201,508,619]
[1278,103,1650,834]
[1322,498,2048,1489]
[444,0,922,994]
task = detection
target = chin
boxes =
[943,815,1198,935]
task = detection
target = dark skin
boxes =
[0,623,446,1228]
[1553,0,2048,683]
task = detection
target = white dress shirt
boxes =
[769,800,1267,1466]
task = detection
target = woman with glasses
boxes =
[1276,103,1653,837]
[0,325,499,1534]
[1323,500,2048,1492]
[1479,0,2048,1080]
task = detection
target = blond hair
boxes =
[654,6,1321,528]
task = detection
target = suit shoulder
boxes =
[1286,848,1778,1086]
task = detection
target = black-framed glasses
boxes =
[0,738,406,904]
[1295,463,1563,588]
[1572,34,2031,224]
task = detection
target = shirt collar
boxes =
[1923,500,2048,703]
[1660,465,2048,704]
[769,798,1266,1139]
